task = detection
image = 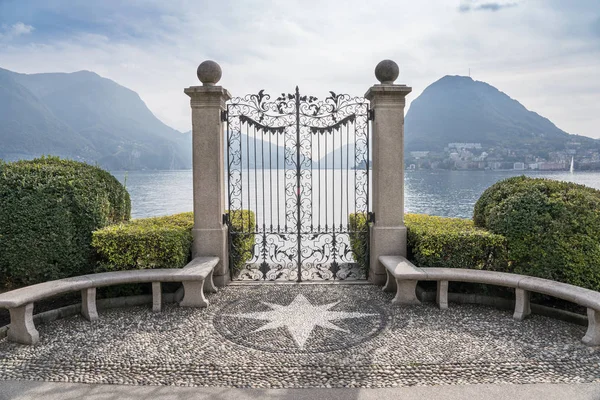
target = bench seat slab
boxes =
[81,288,98,321]
[583,308,600,346]
[8,303,39,345]
[180,280,208,308]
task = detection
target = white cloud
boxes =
[0,1,599,139]
[0,22,34,40]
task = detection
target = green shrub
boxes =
[347,213,507,272]
[92,210,255,273]
[92,212,194,271]
[473,176,600,290]
[228,210,256,271]
[0,156,130,288]
[405,214,508,270]
[348,213,369,271]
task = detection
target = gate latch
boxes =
[367,212,375,223]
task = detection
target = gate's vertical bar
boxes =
[325,130,328,231]
[246,124,251,235]
[366,103,371,277]
[269,129,273,232]
[318,131,321,232]
[295,86,302,282]
[184,61,231,286]
[254,126,258,233]
[340,126,344,231]
[261,128,265,231]
[226,104,233,280]
[344,123,349,275]
[277,129,281,232]
[332,126,335,234]
[365,60,411,284]
[310,124,314,233]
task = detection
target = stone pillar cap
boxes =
[197,60,222,86]
[375,60,399,84]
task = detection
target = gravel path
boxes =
[0,285,599,388]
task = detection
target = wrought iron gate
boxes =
[225,87,370,281]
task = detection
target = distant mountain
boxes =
[0,70,96,161]
[227,132,317,169]
[316,143,368,169]
[0,67,191,170]
[404,75,598,151]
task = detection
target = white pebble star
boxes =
[225,294,377,349]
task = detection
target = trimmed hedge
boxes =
[474,176,600,291]
[348,213,369,271]
[405,214,508,270]
[347,213,507,272]
[228,210,256,271]
[92,212,194,271]
[0,156,130,288]
[92,210,255,272]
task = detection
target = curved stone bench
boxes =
[380,255,600,346]
[0,257,219,345]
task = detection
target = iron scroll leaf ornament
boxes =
[226,88,370,281]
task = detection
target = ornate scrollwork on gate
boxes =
[226,87,370,281]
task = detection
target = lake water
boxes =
[110,170,600,220]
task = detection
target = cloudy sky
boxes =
[1,0,599,138]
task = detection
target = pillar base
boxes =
[369,225,407,280]
[192,226,229,287]
[212,273,230,288]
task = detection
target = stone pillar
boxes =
[184,61,231,286]
[365,60,412,284]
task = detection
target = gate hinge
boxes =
[367,109,375,121]
[367,212,375,223]
[222,213,230,225]
[221,110,228,122]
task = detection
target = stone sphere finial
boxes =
[197,60,222,86]
[375,59,399,84]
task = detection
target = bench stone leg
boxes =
[203,269,218,294]
[8,303,39,345]
[180,280,209,308]
[382,270,397,292]
[513,288,531,321]
[392,279,421,305]
[582,308,600,346]
[152,282,162,313]
[436,280,449,310]
[81,288,98,321]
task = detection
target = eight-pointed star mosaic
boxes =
[224,294,377,349]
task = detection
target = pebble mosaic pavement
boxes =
[0,285,599,388]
